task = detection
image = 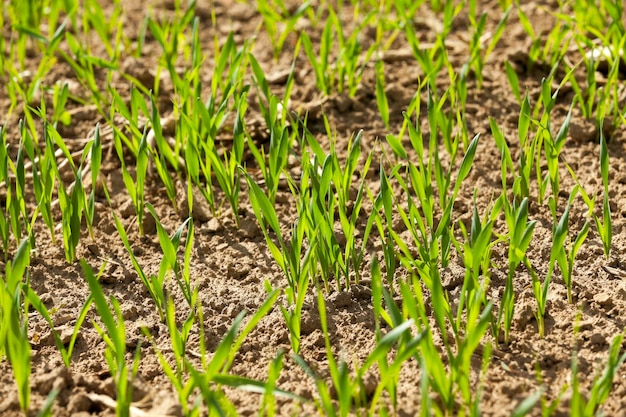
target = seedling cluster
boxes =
[1,0,625,416]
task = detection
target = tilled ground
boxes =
[2,1,626,416]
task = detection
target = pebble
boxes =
[142,212,157,235]
[207,217,222,233]
[300,310,322,335]
[119,200,135,218]
[58,325,77,345]
[239,218,260,239]
[34,366,71,394]
[67,392,92,414]
[593,292,613,308]
[329,291,352,308]
[87,244,100,256]
[570,118,597,142]
[351,284,372,300]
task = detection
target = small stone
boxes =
[300,310,322,335]
[119,200,135,218]
[87,244,100,256]
[333,93,352,113]
[577,319,594,332]
[207,218,222,233]
[441,265,465,290]
[100,376,116,397]
[0,391,20,413]
[590,332,607,351]
[99,265,121,284]
[307,329,325,348]
[150,394,183,417]
[329,291,352,308]
[275,192,290,204]
[593,292,613,308]
[570,118,597,142]
[351,284,372,300]
[58,326,77,345]
[67,392,92,414]
[513,301,535,331]
[266,69,291,85]
[122,304,138,321]
[239,218,260,239]
[39,292,53,305]
[224,303,241,318]
[176,181,213,222]
[142,213,156,235]
[34,366,71,395]
[53,314,74,327]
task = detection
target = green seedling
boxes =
[499,197,536,344]
[300,4,378,96]
[81,259,140,417]
[146,203,196,308]
[594,126,612,259]
[82,0,125,61]
[46,123,92,262]
[404,0,464,92]
[256,0,310,59]
[368,259,428,413]
[57,29,116,115]
[141,311,195,414]
[0,238,32,413]
[204,88,249,227]
[528,196,579,338]
[259,349,286,416]
[244,170,312,353]
[0,125,26,258]
[146,6,197,90]
[517,92,533,199]
[299,119,374,290]
[515,0,542,70]
[543,104,573,203]
[107,197,166,321]
[570,332,626,416]
[391,107,480,274]
[9,122,29,246]
[182,290,287,415]
[35,389,59,417]
[375,60,390,129]
[0,127,9,256]
[505,61,522,105]
[26,287,93,368]
[548,187,591,304]
[84,124,102,239]
[247,72,296,205]
[373,161,399,289]
[292,285,424,416]
[465,4,512,88]
[398,273,453,412]
[145,95,178,208]
[512,389,544,417]
[175,31,251,219]
[453,198,497,329]
[112,123,150,236]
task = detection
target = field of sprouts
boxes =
[2,0,626,416]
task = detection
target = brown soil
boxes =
[2,0,626,416]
